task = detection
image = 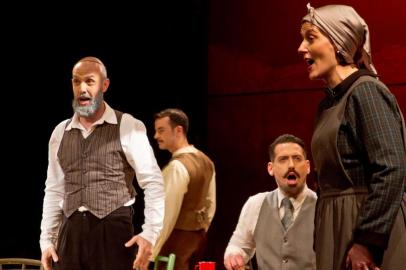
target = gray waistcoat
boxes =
[58,110,135,218]
[253,190,316,270]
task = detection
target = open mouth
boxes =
[285,172,299,186]
[305,58,315,66]
[78,96,92,106]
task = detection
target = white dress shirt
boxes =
[40,103,165,252]
[224,185,316,263]
[152,145,216,258]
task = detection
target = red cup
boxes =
[194,261,216,270]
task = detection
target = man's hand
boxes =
[41,246,59,270]
[346,243,380,270]
[125,235,152,270]
[224,254,246,270]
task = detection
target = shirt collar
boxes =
[172,145,197,157]
[65,102,117,131]
[277,185,309,211]
[324,69,377,100]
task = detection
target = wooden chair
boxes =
[153,253,176,270]
[0,258,43,270]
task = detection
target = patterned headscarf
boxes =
[302,3,377,74]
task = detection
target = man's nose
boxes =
[79,82,88,93]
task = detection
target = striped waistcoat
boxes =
[58,110,135,218]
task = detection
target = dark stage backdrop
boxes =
[208,0,406,269]
[0,0,208,260]
[2,0,406,269]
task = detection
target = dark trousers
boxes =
[55,206,136,270]
[158,229,206,270]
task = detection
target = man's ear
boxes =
[175,125,184,136]
[306,160,310,175]
[102,78,110,93]
[267,162,274,176]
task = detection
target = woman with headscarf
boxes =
[298,4,406,270]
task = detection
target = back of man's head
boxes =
[154,108,189,134]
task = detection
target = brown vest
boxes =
[58,111,135,218]
[172,150,214,230]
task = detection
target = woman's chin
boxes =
[308,72,319,81]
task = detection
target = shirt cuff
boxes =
[40,240,55,253]
[353,229,389,249]
[224,245,249,263]
[138,230,157,247]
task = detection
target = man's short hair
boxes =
[154,108,189,134]
[74,56,108,79]
[268,134,307,161]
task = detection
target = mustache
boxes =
[283,168,300,178]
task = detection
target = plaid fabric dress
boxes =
[311,71,406,270]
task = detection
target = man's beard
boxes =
[72,91,104,117]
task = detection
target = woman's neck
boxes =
[326,65,358,89]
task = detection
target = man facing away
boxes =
[39,56,165,270]
[224,134,317,270]
[152,108,216,270]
